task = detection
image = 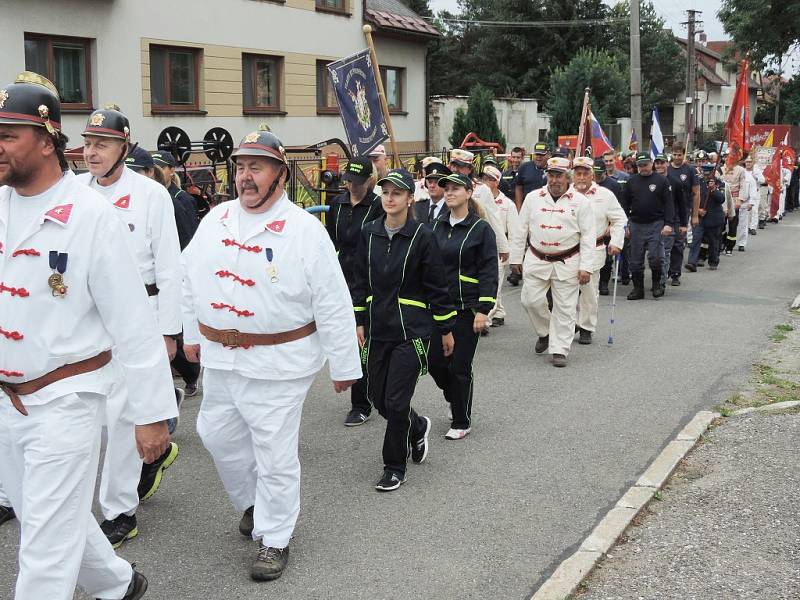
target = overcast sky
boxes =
[428,0,728,40]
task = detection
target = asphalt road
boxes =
[1,215,798,600]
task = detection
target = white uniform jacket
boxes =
[181,194,362,382]
[0,172,177,424]
[76,168,182,336]
[473,182,510,254]
[509,186,596,280]
[492,190,521,238]
[579,183,627,270]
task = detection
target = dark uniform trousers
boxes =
[350,374,371,415]
[628,220,664,276]
[428,310,479,430]
[171,334,200,385]
[366,338,428,476]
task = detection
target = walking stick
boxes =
[608,254,620,345]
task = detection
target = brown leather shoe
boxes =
[251,543,289,581]
[552,354,567,367]
[535,335,549,353]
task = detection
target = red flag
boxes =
[724,60,751,169]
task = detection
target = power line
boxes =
[423,16,628,29]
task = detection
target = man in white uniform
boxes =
[181,128,362,581]
[509,157,595,367]
[76,107,182,548]
[481,164,520,327]
[0,481,14,524]
[0,72,175,600]
[571,157,626,344]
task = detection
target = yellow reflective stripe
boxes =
[366,295,373,302]
[478,296,497,303]
[459,274,479,284]
[353,306,367,312]
[398,298,427,309]
[433,310,457,321]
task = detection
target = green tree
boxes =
[449,84,507,148]
[545,48,628,139]
[399,0,431,18]
[606,1,685,109]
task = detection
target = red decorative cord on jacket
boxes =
[0,327,23,341]
[540,207,566,213]
[222,239,262,253]
[0,369,24,378]
[0,283,30,297]
[210,302,255,317]
[539,224,563,229]
[215,270,256,287]
[12,248,40,257]
[540,241,562,247]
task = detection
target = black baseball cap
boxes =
[377,168,414,191]
[593,158,606,172]
[342,156,373,183]
[151,150,177,167]
[635,152,652,164]
[533,142,549,155]
[437,173,473,190]
[126,146,155,171]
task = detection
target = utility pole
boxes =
[630,0,642,149]
[682,10,701,152]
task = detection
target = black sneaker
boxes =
[239,505,255,538]
[375,470,406,492]
[534,335,549,354]
[738,245,745,252]
[411,417,431,464]
[97,569,148,600]
[0,505,16,526]
[670,277,681,286]
[685,263,697,272]
[724,249,733,256]
[100,514,138,549]
[138,442,179,501]
[578,329,592,345]
[166,388,184,435]
[598,283,609,296]
[344,410,370,427]
[184,381,199,397]
[251,544,289,581]
[490,317,504,327]
[749,228,757,236]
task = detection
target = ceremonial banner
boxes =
[723,60,751,169]
[628,129,638,152]
[649,106,664,159]
[327,49,388,157]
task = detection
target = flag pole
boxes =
[363,25,401,167]
[576,88,591,156]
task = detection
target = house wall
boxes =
[1,0,428,151]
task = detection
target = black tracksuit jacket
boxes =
[326,190,384,287]
[431,210,498,315]
[352,216,456,342]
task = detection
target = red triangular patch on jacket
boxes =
[266,220,286,233]
[114,195,131,209]
[45,204,73,224]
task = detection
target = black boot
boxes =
[651,270,665,298]
[758,219,766,229]
[627,274,645,300]
[598,279,610,296]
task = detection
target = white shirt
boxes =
[181,194,362,382]
[490,190,521,237]
[510,186,596,280]
[574,183,627,269]
[472,182,510,254]
[0,172,176,424]
[76,168,182,335]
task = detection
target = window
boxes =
[379,66,404,113]
[316,0,348,13]
[243,54,283,113]
[316,60,338,113]
[149,45,201,112]
[24,34,92,110]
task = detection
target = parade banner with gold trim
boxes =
[327,49,389,157]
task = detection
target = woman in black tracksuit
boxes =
[352,169,456,492]
[326,156,384,426]
[429,173,498,441]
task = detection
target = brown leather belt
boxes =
[0,350,113,416]
[145,283,159,297]
[595,235,606,247]
[199,321,317,348]
[527,240,581,263]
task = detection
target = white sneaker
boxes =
[445,428,471,440]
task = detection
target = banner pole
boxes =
[576,87,590,156]
[363,25,401,166]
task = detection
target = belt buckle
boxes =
[219,328,241,348]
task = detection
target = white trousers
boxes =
[577,269,601,333]
[736,207,751,247]
[749,196,760,229]
[520,272,580,356]
[0,478,10,507]
[0,393,132,600]
[488,260,507,320]
[197,368,315,548]
[99,367,141,521]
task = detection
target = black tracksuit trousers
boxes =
[366,338,428,476]
[428,310,479,430]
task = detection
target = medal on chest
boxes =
[265,247,278,283]
[48,251,68,297]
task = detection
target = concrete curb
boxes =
[530,410,718,600]
[734,400,800,415]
